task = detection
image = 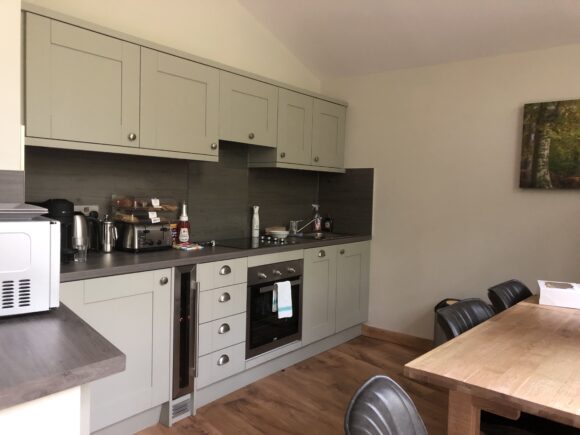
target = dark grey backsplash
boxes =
[0,170,25,203]
[25,145,373,238]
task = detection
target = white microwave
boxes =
[0,217,60,316]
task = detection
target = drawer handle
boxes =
[218,292,231,303]
[248,132,255,140]
[217,354,230,366]
[219,265,232,276]
[340,249,345,255]
[318,250,326,258]
[218,323,230,334]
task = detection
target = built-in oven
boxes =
[246,259,303,359]
[172,265,198,399]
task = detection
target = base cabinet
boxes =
[60,269,172,432]
[303,241,370,344]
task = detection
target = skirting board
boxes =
[361,324,433,352]
[92,405,162,435]
[194,325,362,411]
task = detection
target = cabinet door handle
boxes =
[280,152,286,158]
[340,249,345,255]
[218,323,230,334]
[159,276,169,285]
[218,292,231,303]
[314,156,320,162]
[248,132,255,139]
[210,142,218,150]
[217,354,230,366]
[219,265,231,276]
[128,132,137,141]
[318,250,325,258]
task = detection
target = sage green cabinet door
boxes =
[335,241,370,332]
[25,14,140,147]
[277,89,313,165]
[302,246,337,345]
[312,99,346,168]
[219,71,278,147]
[60,269,171,432]
[140,48,219,156]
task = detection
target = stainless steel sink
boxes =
[289,232,350,241]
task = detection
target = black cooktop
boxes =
[218,236,301,250]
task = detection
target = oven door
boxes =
[246,278,302,359]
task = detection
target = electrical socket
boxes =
[74,205,100,215]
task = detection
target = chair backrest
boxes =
[488,279,532,313]
[344,375,428,435]
[436,298,495,340]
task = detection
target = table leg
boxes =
[448,390,480,435]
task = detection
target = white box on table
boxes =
[538,280,580,310]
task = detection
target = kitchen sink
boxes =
[289,232,351,241]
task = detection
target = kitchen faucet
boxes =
[289,204,321,235]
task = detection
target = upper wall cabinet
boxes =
[219,72,278,147]
[312,99,346,169]
[140,48,219,157]
[26,14,140,148]
[277,89,313,165]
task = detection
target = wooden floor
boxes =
[138,336,447,435]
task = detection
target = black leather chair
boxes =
[435,298,495,342]
[488,279,533,313]
[344,375,427,435]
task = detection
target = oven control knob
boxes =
[287,267,296,274]
[272,269,282,277]
[257,272,268,280]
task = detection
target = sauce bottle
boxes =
[177,202,190,243]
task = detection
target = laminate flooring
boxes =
[138,336,447,435]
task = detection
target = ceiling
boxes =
[238,0,580,77]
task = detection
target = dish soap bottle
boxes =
[177,202,190,243]
[312,203,322,232]
[252,206,260,238]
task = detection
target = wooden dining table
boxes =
[404,296,580,434]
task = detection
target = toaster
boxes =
[0,217,60,317]
[115,222,172,252]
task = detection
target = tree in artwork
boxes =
[520,99,580,189]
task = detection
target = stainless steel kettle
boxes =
[101,216,117,253]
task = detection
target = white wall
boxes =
[25,0,321,93]
[0,0,22,171]
[323,44,580,338]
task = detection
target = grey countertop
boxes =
[0,304,125,410]
[61,234,372,282]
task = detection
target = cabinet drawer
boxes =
[196,342,246,389]
[198,257,247,291]
[199,283,246,323]
[198,312,246,356]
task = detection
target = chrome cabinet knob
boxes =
[248,132,255,139]
[318,250,325,258]
[217,354,230,366]
[257,272,268,280]
[210,142,218,150]
[128,133,137,141]
[218,323,230,335]
[314,156,320,162]
[219,265,231,276]
[340,249,345,255]
[218,292,231,303]
[159,276,169,285]
[280,152,286,158]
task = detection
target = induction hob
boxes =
[218,235,301,250]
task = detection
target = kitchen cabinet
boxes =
[25,14,140,148]
[335,241,371,332]
[140,48,219,156]
[277,89,314,165]
[302,246,338,345]
[303,241,370,343]
[60,269,171,432]
[312,99,346,169]
[219,71,278,147]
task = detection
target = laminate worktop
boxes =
[0,304,125,410]
[60,234,371,282]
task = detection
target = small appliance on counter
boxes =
[33,198,75,263]
[115,222,172,252]
[0,204,60,317]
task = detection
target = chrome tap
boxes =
[289,204,321,235]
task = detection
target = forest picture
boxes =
[520,99,580,189]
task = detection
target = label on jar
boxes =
[179,228,189,243]
[151,198,160,208]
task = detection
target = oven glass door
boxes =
[247,280,301,358]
